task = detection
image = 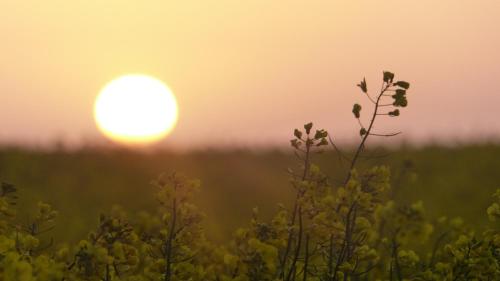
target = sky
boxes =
[1,1,499,149]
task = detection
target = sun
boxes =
[94,74,178,145]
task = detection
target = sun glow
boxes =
[94,75,178,145]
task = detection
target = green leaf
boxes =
[357,77,367,93]
[394,81,410,89]
[304,122,313,134]
[352,104,362,118]
[383,71,395,83]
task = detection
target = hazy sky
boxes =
[1,1,499,148]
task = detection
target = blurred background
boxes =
[1,1,500,148]
[2,145,499,243]
[1,1,499,242]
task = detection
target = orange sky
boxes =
[1,1,499,148]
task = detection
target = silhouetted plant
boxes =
[345,71,410,184]
[0,72,499,281]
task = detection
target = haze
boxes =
[1,1,499,148]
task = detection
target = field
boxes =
[3,1,500,279]
[1,144,498,243]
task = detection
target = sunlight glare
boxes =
[94,74,178,145]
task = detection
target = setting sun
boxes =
[94,74,178,145]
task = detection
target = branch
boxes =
[328,136,350,167]
[344,82,391,185]
[369,132,401,137]
[364,92,376,104]
[279,136,313,278]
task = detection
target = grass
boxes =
[0,143,498,243]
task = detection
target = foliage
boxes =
[0,72,499,280]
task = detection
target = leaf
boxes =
[392,95,408,107]
[304,122,313,134]
[388,109,400,116]
[314,129,328,139]
[391,90,408,107]
[360,128,367,136]
[352,104,362,118]
[317,138,328,146]
[357,77,367,93]
[294,129,303,139]
[290,139,301,148]
[383,71,395,83]
[395,89,406,96]
[394,81,410,89]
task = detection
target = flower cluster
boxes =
[0,73,498,281]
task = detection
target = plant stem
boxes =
[279,137,312,279]
[285,206,303,281]
[302,234,310,281]
[344,83,390,185]
[165,189,177,281]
